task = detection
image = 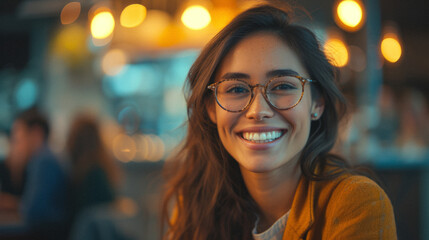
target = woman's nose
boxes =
[245,88,274,121]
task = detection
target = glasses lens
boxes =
[267,76,303,109]
[216,80,251,111]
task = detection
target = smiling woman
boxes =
[161,3,397,240]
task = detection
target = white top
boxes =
[252,211,290,240]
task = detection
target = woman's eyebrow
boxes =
[266,69,299,78]
[221,72,250,80]
[221,69,299,80]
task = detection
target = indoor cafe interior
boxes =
[0,0,428,239]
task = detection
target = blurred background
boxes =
[0,0,428,239]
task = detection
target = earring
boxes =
[311,112,318,119]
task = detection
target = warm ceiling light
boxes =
[324,38,349,67]
[52,24,88,65]
[335,0,365,31]
[91,11,115,39]
[381,35,402,63]
[181,5,211,30]
[120,4,147,28]
[60,2,81,24]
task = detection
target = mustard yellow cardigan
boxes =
[283,172,397,239]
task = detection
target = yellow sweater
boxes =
[283,172,397,240]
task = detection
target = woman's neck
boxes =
[240,161,301,232]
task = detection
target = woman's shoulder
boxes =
[321,166,385,194]
[309,171,397,239]
[314,167,390,205]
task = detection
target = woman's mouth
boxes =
[241,130,285,143]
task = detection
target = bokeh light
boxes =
[120,4,147,28]
[381,34,402,63]
[52,24,88,65]
[91,11,115,39]
[135,134,165,162]
[335,0,365,31]
[117,104,141,135]
[112,133,137,162]
[60,2,81,25]
[324,38,349,67]
[15,78,38,109]
[101,49,127,76]
[181,5,211,30]
[150,134,165,161]
[102,63,160,97]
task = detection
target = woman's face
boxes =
[208,32,324,174]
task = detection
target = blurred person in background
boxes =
[162,4,397,240]
[0,108,69,240]
[65,114,121,231]
[0,134,28,211]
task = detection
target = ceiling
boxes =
[0,0,428,88]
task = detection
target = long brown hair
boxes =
[162,4,348,240]
[66,114,120,187]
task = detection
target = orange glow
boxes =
[112,134,136,162]
[381,34,402,63]
[120,4,147,28]
[181,5,211,30]
[334,0,365,32]
[60,2,81,25]
[157,23,186,47]
[324,38,349,67]
[211,7,236,30]
[91,11,115,39]
[137,10,171,45]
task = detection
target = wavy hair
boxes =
[162,4,348,240]
[66,114,120,187]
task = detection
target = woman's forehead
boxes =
[215,33,309,81]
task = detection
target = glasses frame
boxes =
[207,75,316,113]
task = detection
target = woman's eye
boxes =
[271,83,296,91]
[226,86,249,93]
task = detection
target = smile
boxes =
[241,130,284,143]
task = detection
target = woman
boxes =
[162,4,396,240]
[66,114,120,220]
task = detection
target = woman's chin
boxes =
[238,160,278,174]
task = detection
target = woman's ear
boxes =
[207,101,217,124]
[310,96,325,120]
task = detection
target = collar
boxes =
[282,175,314,239]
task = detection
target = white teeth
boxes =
[242,130,283,143]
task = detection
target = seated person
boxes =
[0,135,28,211]
[65,114,121,225]
[0,108,69,240]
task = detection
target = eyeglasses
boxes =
[207,75,315,112]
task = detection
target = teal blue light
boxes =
[103,63,160,97]
[15,78,38,109]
